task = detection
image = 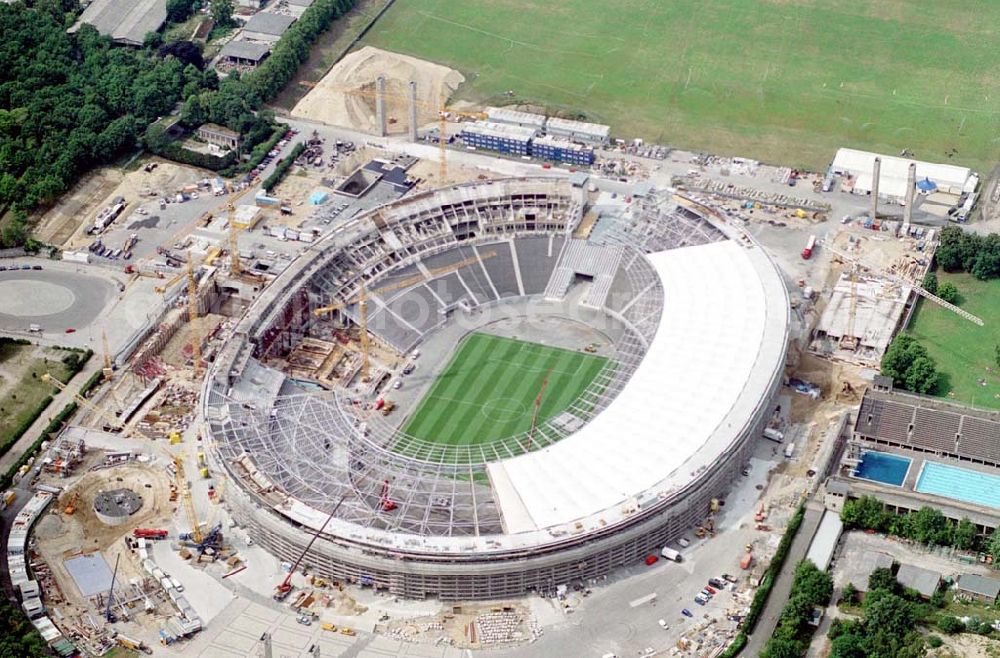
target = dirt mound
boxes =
[291,46,464,135]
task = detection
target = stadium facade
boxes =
[202,178,789,600]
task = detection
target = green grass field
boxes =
[906,273,1000,410]
[365,0,1000,170]
[397,332,607,454]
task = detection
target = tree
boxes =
[867,568,900,595]
[912,506,948,545]
[211,0,234,27]
[938,616,966,634]
[841,582,857,604]
[881,334,939,394]
[988,530,1000,565]
[953,517,977,551]
[937,281,959,304]
[760,637,806,658]
[829,632,867,658]
[166,0,198,23]
[922,271,938,294]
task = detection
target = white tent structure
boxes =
[831,148,977,201]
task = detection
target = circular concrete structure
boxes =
[93,488,143,526]
[203,179,789,600]
[0,280,76,316]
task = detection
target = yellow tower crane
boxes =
[174,456,202,544]
[225,184,258,277]
[101,331,114,382]
[41,373,153,438]
[312,252,496,381]
[186,259,204,377]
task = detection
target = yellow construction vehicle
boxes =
[101,331,114,382]
[312,252,495,381]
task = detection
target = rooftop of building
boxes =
[70,0,167,46]
[243,11,296,36]
[219,40,271,62]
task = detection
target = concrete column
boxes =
[870,157,881,219]
[374,76,387,137]
[408,81,418,142]
[262,634,272,658]
[903,162,916,224]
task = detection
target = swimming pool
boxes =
[853,451,911,487]
[916,462,1000,510]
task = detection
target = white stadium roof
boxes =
[489,239,788,533]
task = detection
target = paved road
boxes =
[745,501,825,657]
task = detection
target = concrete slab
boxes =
[269,625,313,650]
[228,612,271,638]
[211,629,258,654]
[63,552,114,597]
[199,645,246,658]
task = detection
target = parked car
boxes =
[694,594,708,606]
[681,608,693,618]
[708,578,726,589]
[31,265,42,270]
[721,573,738,583]
[64,328,76,333]
[705,585,717,595]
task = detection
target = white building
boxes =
[485,107,547,131]
[545,117,611,145]
[830,148,978,202]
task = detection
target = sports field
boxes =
[365,0,1000,170]
[397,332,607,454]
[906,273,1000,410]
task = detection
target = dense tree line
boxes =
[880,334,939,394]
[935,225,1000,280]
[841,496,979,551]
[760,560,834,658]
[0,0,216,246]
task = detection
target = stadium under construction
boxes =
[202,178,790,600]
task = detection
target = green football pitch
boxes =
[906,272,1000,410]
[397,332,608,455]
[364,0,1000,170]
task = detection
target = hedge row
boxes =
[153,141,238,172]
[227,124,288,177]
[717,503,807,657]
[0,401,79,489]
[263,143,307,194]
[78,369,104,398]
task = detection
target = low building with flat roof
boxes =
[896,563,940,599]
[286,0,315,17]
[219,40,271,67]
[460,121,536,156]
[530,135,595,166]
[242,12,296,42]
[70,0,167,46]
[197,123,241,150]
[545,116,611,145]
[956,574,1000,603]
[486,107,547,131]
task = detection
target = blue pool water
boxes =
[916,462,1000,510]
[854,451,911,486]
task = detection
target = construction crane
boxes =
[840,264,860,351]
[225,184,258,277]
[174,456,203,545]
[154,270,185,295]
[101,331,114,382]
[312,252,496,380]
[41,373,158,440]
[186,259,204,376]
[274,495,346,601]
[820,239,984,326]
[528,368,553,449]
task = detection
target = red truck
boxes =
[801,235,817,260]
[133,528,168,539]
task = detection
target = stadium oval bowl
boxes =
[203,178,789,600]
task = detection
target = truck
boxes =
[660,547,683,562]
[133,528,169,539]
[762,427,784,443]
[783,442,796,459]
[801,235,816,260]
